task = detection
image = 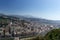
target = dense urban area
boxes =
[0,14,60,40]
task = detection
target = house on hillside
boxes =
[0,28,4,36]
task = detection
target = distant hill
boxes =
[8,15,60,25]
[0,14,60,25]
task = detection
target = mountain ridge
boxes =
[0,14,60,25]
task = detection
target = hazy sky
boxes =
[0,0,60,20]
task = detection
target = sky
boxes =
[0,0,60,20]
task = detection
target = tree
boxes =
[3,29,5,37]
[44,29,60,40]
[9,27,11,34]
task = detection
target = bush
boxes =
[29,29,60,40]
[28,36,44,40]
[0,38,14,40]
[44,29,60,40]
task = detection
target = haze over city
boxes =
[0,0,60,20]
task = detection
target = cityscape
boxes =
[0,14,60,40]
[0,0,60,40]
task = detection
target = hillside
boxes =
[44,28,60,40]
[23,28,60,40]
[0,14,59,39]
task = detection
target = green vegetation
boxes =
[31,36,44,40]
[0,38,14,40]
[27,28,60,40]
[44,29,60,40]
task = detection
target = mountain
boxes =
[10,15,60,25]
[0,14,60,25]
